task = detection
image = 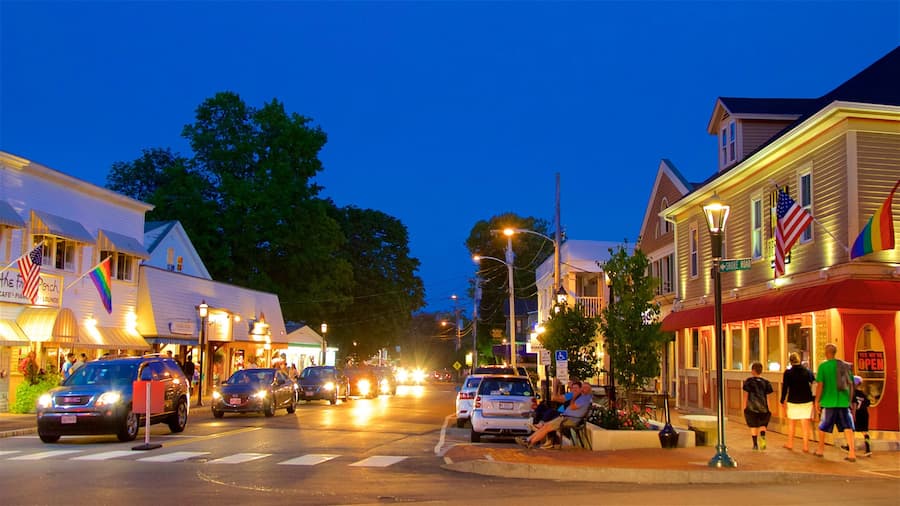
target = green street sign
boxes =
[720,258,752,272]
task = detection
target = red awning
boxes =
[661,279,900,331]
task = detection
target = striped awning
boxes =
[98,229,150,259]
[32,210,94,243]
[17,306,59,343]
[0,200,25,228]
[79,326,151,350]
[0,319,29,346]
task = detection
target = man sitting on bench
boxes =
[518,381,593,449]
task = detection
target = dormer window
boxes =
[721,120,736,166]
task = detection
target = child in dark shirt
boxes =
[850,376,872,457]
[743,362,774,450]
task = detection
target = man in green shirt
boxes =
[814,343,856,461]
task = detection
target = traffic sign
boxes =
[539,349,551,366]
[555,350,568,362]
[452,361,462,371]
[720,258,751,272]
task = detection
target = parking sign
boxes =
[555,350,568,362]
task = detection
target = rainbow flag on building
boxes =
[851,179,899,259]
[89,257,113,313]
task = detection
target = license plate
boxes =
[61,415,76,424]
[499,401,513,410]
[62,397,79,404]
[305,390,314,395]
[230,397,241,405]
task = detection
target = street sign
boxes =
[555,350,569,382]
[539,349,551,366]
[452,361,462,371]
[720,257,751,272]
[555,350,568,362]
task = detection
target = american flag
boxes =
[774,188,813,277]
[17,245,43,304]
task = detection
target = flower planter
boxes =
[585,422,695,451]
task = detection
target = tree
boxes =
[324,206,426,362]
[465,213,553,359]
[538,305,600,382]
[598,244,665,399]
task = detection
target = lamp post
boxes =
[703,193,736,468]
[196,300,208,407]
[320,322,327,366]
[473,254,516,369]
[503,227,563,307]
[451,294,461,352]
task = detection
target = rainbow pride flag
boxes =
[851,179,899,259]
[89,257,113,313]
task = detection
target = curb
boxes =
[441,458,860,484]
[0,427,36,439]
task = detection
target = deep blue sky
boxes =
[2,2,898,314]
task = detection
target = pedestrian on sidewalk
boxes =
[743,361,773,451]
[849,375,872,457]
[814,343,856,461]
[780,352,815,452]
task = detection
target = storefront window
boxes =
[766,322,782,371]
[748,323,761,366]
[730,326,743,370]
[690,328,699,368]
[855,324,885,407]
[787,321,812,366]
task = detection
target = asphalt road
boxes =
[1,383,897,506]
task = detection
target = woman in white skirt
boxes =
[780,352,816,452]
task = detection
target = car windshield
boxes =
[64,363,138,387]
[478,378,532,396]
[226,370,274,385]
[301,368,333,380]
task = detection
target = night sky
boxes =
[2,1,898,314]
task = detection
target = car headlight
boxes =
[358,379,371,395]
[211,391,222,400]
[379,379,390,393]
[253,390,268,399]
[323,381,335,391]
[96,392,121,406]
[37,394,52,409]
[396,369,409,382]
[412,369,426,383]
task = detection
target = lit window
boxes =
[728,121,736,161]
[690,227,699,278]
[35,235,78,272]
[751,198,763,260]
[799,173,813,242]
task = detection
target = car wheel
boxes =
[212,408,224,418]
[167,397,188,433]
[456,418,466,428]
[286,398,296,414]
[39,433,60,443]
[329,394,337,405]
[117,409,139,442]
[264,398,275,417]
[470,430,481,443]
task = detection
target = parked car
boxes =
[297,366,349,404]
[345,366,378,398]
[455,374,486,428]
[36,355,190,443]
[430,369,452,382]
[211,368,297,417]
[473,365,528,376]
[469,374,538,443]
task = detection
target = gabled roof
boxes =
[707,97,816,134]
[144,220,178,254]
[638,159,693,245]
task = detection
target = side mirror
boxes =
[454,385,461,392]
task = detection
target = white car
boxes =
[469,375,537,443]
[455,374,486,428]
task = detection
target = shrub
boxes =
[12,373,61,414]
[586,403,652,430]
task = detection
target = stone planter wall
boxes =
[585,422,695,451]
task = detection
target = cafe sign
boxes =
[0,270,62,307]
[857,350,885,372]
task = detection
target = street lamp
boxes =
[503,227,564,307]
[196,300,208,407]
[703,193,736,468]
[320,322,327,366]
[473,254,516,370]
[451,294,461,351]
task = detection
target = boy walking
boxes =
[743,362,773,450]
[850,376,872,457]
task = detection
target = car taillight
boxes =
[474,395,481,409]
[457,392,474,400]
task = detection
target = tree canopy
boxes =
[538,304,600,382]
[106,92,424,346]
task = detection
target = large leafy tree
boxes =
[598,244,665,398]
[538,305,599,382]
[324,206,425,362]
[464,213,553,355]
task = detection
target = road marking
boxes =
[278,454,339,466]
[349,456,407,467]
[207,453,270,464]
[137,451,209,462]
[0,451,21,457]
[71,450,136,461]
[158,427,262,448]
[9,450,82,460]
[435,414,454,456]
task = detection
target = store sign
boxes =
[0,270,62,307]
[169,321,196,335]
[857,350,885,372]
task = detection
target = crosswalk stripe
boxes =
[71,451,136,461]
[137,451,209,463]
[0,451,21,457]
[9,450,82,460]
[208,453,270,464]
[278,454,340,466]
[349,456,407,467]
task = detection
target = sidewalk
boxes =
[442,412,900,484]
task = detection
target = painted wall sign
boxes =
[169,320,196,335]
[0,270,62,307]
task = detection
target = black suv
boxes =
[36,355,190,443]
